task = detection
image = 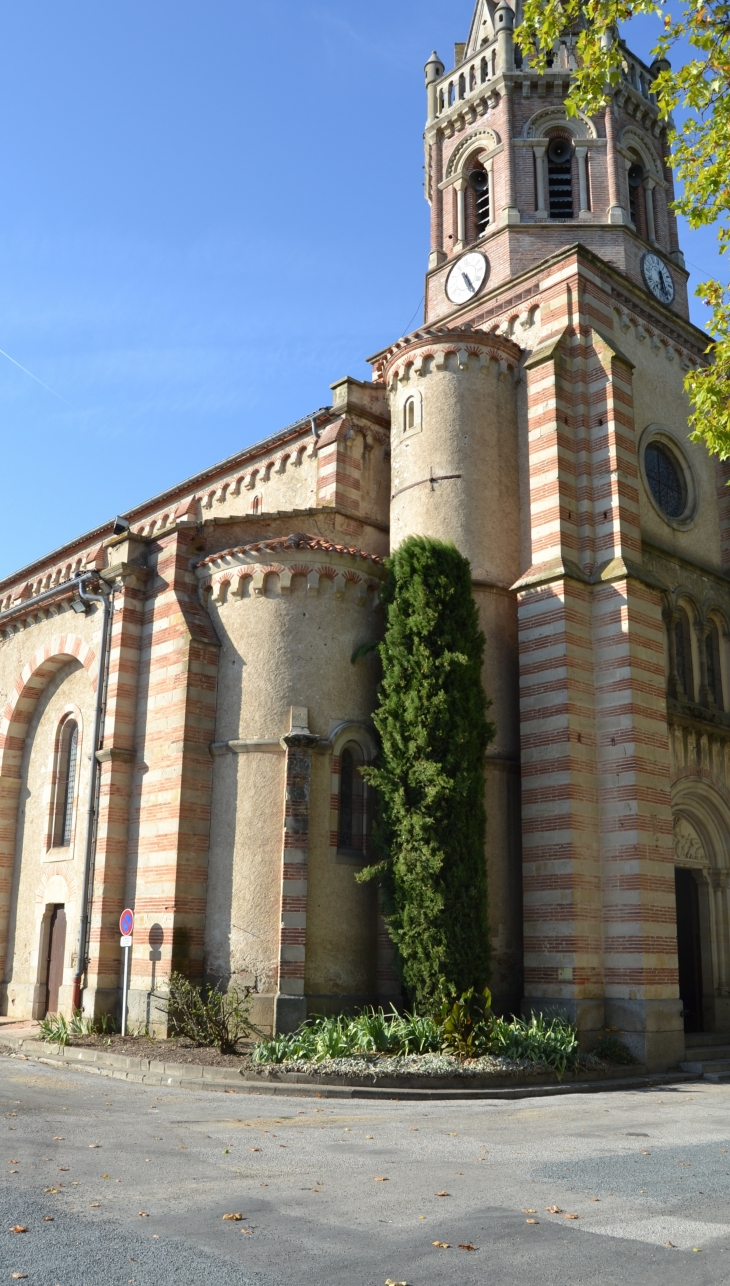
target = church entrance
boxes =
[675,869,704,1033]
[43,905,66,1017]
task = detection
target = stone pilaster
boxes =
[275,708,318,1034]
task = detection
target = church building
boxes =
[0,0,724,1069]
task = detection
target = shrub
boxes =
[158,972,253,1053]
[358,537,495,1010]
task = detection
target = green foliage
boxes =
[158,972,253,1054]
[251,1007,443,1065]
[517,0,730,454]
[251,998,583,1077]
[595,1029,639,1065]
[487,1014,580,1077]
[440,986,493,1058]
[358,537,494,1010]
[38,1008,116,1047]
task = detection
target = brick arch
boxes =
[0,635,97,980]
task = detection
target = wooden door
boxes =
[45,906,67,1016]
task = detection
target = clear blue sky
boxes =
[0,1,721,580]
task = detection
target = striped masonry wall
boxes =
[518,270,679,1040]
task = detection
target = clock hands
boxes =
[461,272,476,294]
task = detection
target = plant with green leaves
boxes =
[488,1013,580,1076]
[357,537,494,1011]
[518,0,730,455]
[440,986,493,1058]
[38,1007,117,1047]
[157,972,254,1054]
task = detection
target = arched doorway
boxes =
[672,779,730,1034]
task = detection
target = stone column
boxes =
[533,144,547,218]
[454,176,468,251]
[275,708,319,1034]
[711,870,729,993]
[643,177,657,243]
[604,100,626,223]
[575,145,589,216]
[500,84,520,224]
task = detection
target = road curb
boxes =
[0,1032,699,1100]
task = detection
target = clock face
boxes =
[445,252,488,306]
[641,253,675,305]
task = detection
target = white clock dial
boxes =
[641,252,675,305]
[445,252,488,306]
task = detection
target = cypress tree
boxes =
[358,536,495,1010]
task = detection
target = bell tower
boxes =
[422,0,687,328]
[369,0,722,1067]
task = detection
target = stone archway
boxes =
[672,777,730,1032]
[0,634,97,995]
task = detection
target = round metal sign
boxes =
[119,908,134,937]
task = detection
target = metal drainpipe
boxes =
[71,575,115,1012]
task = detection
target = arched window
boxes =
[547,136,574,218]
[251,494,262,515]
[338,742,367,857]
[404,397,416,432]
[480,56,488,83]
[458,73,466,99]
[675,609,694,701]
[706,620,723,708]
[53,719,78,848]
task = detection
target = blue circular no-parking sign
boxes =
[119,908,134,937]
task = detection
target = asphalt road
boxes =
[2,1050,730,1285]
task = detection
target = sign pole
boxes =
[121,943,129,1038]
[119,909,135,1038]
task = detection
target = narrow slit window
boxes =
[706,622,723,708]
[404,397,416,431]
[675,610,694,700]
[547,136,574,219]
[53,719,78,848]
[338,743,367,856]
[469,167,490,235]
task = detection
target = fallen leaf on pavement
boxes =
[432,1241,450,1248]
[250,1148,261,1152]
[11,1274,27,1279]
[9,1160,19,1164]
[240,1229,254,1235]
[384,1279,408,1286]
[58,1167,69,1172]
[590,1198,600,1202]
[138,1212,149,1218]
[223,1213,243,1221]
[526,1218,539,1224]
[545,1206,563,1213]
[44,1187,58,1194]
[667,1241,676,1248]
[89,1144,101,1149]
[522,1208,536,1213]
[459,1244,477,1251]
[435,1191,450,1197]
[11,1226,28,1233]
[374,1177,389,1182]
[43,1217,54,1223]
[642,1150,650,1155]
[52,1137,63,1141]
[564,1213,580,1220]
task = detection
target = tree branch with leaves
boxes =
[518,0,730,454]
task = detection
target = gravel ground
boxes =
[2,1054,730,1285]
